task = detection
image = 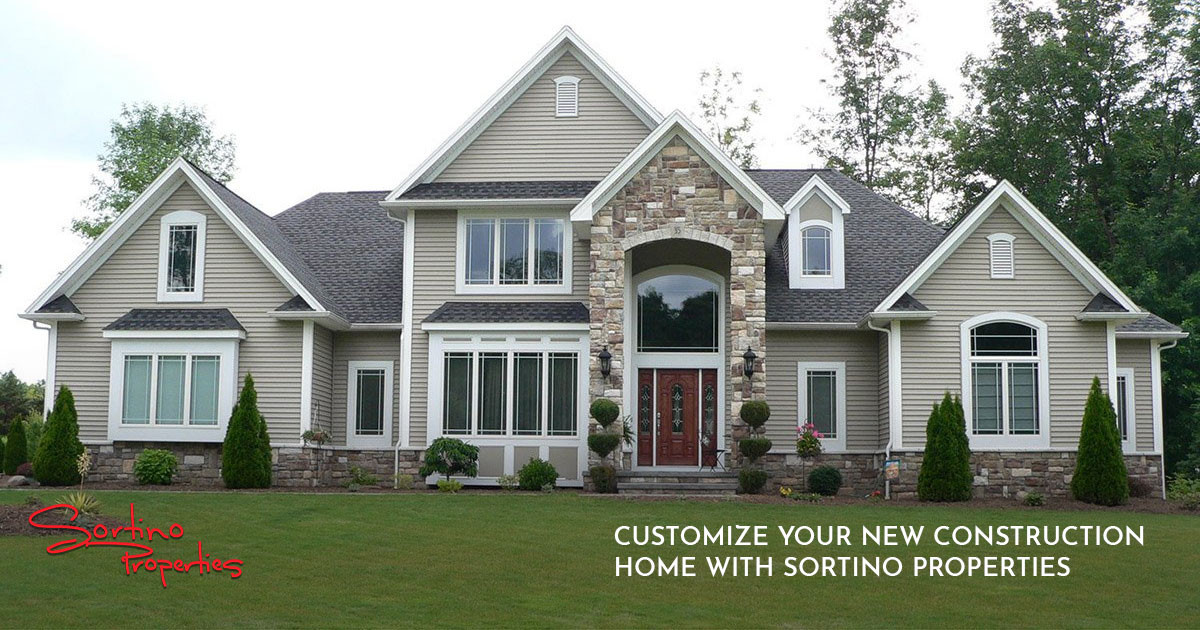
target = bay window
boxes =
[961,314,1049,448]
[460,215,569,292]
[442,350,579,437]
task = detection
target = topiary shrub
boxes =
[419,437,479,481]
[917,393,972,502]
[33,387,84,486]
[1072,377,1129,506]
[589,399,620,429]
[221,375,273,489]
[590,465,617,493]
[738,437,773,463]
[739,400,770,435]
[4,418,28,475]
[587,433,621,462]
[738,469,769,494]
[808,465,843,496]
[15,462,33,477]
[518,458,558,491]
[133,449,178,485]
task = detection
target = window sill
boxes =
[110,424,226,443]
[455,283,572,295]
[968,433,1050,450]
[156,291,204,303]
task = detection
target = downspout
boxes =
[1156,339,1178,500]
[865,318,893,499]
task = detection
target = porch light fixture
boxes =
[742,348,757,378]
[598,346,613,377]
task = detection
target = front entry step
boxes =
[616,470,738,496]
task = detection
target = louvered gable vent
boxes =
[987,233,1015,279]
[554,76,580,117]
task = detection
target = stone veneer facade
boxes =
[588,136,767,465]
[759,452,1164,498]
[89,442,421,488]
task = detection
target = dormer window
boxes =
[988,233,1015,279]
[554,76,580,117]
[157,210,206,302]
[801,225,832,276]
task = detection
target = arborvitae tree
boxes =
[221,375,272,488]
[3,417,28,474]
[918,393,972,501]
[1072,377,1129,506]
[33,387,84,486]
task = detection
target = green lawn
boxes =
[1,490,1197,628]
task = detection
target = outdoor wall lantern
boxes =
[598,346,613,377]
[742,347,757,378]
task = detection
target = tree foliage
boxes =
[419,437,479,481]
[33,386,84,486]
[0,371,38,434]
[697,66,762,168]
[1071,378,1130,505]
[3,418,28,474]
[917,393,972,502]
[73,103,236,239]
[221,375,273,489]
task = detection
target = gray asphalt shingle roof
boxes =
[104,308,245,331]
[1082,294,1128,313]
[888,293,929,311]
[748,169,946,323]
[36,295,80,314]
[1117,314,1185,334]
[274,191,405,323]
[424,301,589,324]
[400,180,598,200]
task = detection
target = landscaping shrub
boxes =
[58,491,100,516]
[1071,378,1129,506]
[1166,476,1200,510]
[590,465,617,493]
[807,465,842,496]
[133,449,177,485]
[437,479,464,493]
[1024,492,1046,507]
[393,473,414,490]
[1128,476,1153,498]
[587,433,621,462]
[738,468,769,494]
[419,437,479,481]
[496,474,519,491]
[33,387,84,486]
[739,400,770,435]
[4,418,28,474]
[24,412,44,462]
[917,394,972,502]
[738,437,772,463]
[15,462,32,476]
[518,458,558,491]
[221,375,273,489]
[346,466,378,487]
[589,399,620,429]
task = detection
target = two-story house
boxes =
[21,27,1185,495]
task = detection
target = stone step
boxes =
[619,475,737,485]
[619,482,738,496]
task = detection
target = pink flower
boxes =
[814,431,824,439]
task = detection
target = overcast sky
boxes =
[0,0,997,382]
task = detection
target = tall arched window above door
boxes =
[960,313,1050,449]
[636,273,719,353]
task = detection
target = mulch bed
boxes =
[0,500,128,537]
[612,492,1196,514]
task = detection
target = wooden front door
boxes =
[655,369,699,466]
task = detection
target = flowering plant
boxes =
[868,489,883,503]
[795,422,823,457]
[779,486,793,498]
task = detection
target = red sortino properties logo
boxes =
[29,502,243,588]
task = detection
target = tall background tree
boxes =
[73,103,236,239]
[696,66,762,168]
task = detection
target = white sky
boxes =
[0,0,997,382]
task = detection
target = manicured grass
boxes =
[1,489,1197,628]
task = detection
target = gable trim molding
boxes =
[385,26,662,202]
[874,181,1141,315]
[24,158,328,316]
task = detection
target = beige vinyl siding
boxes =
[434,53,649,182]
[902,203,1108,448]
[331,331,402,448]
[878,332,890,447]
[56,182,303,443]
[311,325,334,436]
[407,209,589,446]
[764,330,881,451]
[1117,339,1154,452]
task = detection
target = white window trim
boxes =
[789,215,845,289]
[796,361,847,453]
[1115,367,1136,454]
[987,232,1016,279]
[959,312,1051,450]
[107,338,238,442]
[346,360,394,449]
[454,210,573,295]
[157,209,207,302]
[554,75,580,118]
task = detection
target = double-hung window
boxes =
[796,362,846,452]
[442,351,579,437]
[157,210,206,302]
[1115,368,1135,451]
[120,353,221,426]
[963,317,1048,447]
[461,215,569,292]
[347,361,394,448]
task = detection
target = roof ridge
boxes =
[182,157,276,219]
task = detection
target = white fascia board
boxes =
[18,312,84,322]
[782,174,852,215]
[1075,312,1147,322]
[385,26,662,202]
[764,321,861,331]
[874,181,1142,315]
[381,198,582,209]
[268,309,351,330]
[102,329,247,340]
[570,111,785,225]
[420,322,588,332]
[862,311,938,323]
